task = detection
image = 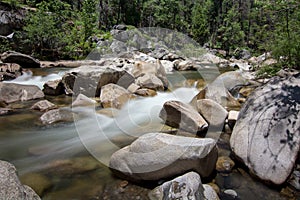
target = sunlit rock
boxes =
[100,83,131,109]
[160,100,208,134]
[148,172,205,200]
[230,74,300,185]
[109,133,217,182]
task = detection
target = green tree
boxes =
[191,0,212,45]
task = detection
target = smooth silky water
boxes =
[0,68,290,199]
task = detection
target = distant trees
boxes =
[3,0,300,68]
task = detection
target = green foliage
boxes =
[256,64,282,78]
[191,0,211,45]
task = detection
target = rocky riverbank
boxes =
[0,44,300,199]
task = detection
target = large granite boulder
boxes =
[100,83,131,109]
[159,100,208,134]
[196,99,228,130]
[0,160,41,200]
[109,133,218,182]
[0,82,44,103]
[1,51,41,68]
[230,74,300,185]
[0,63,22,81]
[62,65,135,96]
[148,172,205,200]
[211,71,250,92]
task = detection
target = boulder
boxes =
[0,82,44,103]
[0,3,26,35]
[0,63,22,81]
[62,65,135,96]
[203,184,220,200]
[0,107,13,115]
[31,100,57,112]
[40,109,74,124]
[159,100,208,134]
[0,160,41,200]
[230,74,300,185]
[191,85,241,109]
[109,133,218,182]
[136,74,164,91]
[173,60,197,71]
[1,51,41,68]
[197,53,229,67]
[135,88,157,97]
[100,83,131,109]
[212,71,250,92]
[71,94,96,107]
[196,99,228,130]
[43,79,65,96]
[215,156,235,173]
[131,59,168,89]
[148,172,205,200]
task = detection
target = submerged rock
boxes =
[31,100,57,112]
[20,173,52,196]
[230,74,300,185]
[40,109,74,124]
[148,172,205,200]
[160,100,208,134]
[0,82,44,103]
[109,132,218,182]
[0,160,41,200]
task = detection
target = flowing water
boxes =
[0,68,294,199]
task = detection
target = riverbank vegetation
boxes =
[1,0,300,69]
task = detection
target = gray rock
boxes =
[203,184,220,200]
[43,79,65,96]
[136,74,164,91]
[173,60,197,71]
[212,71,250,92]
[0,63,22,81]
[191,85,241,109]
[230,74,300,185]
[0,4,25,35]
[0,160,41,200]
[71,93,96,107]
[224,189,238,198]
[31,100,57,112]
[1,51,41,68]
[100,83,131,109]
[109,133,218,182]
[160,100,208,134]
[0,82,44,103]
[197,99,228,130]
[40,109,74,124]
[148,172,205,200]
[131,59,168,89]
[227,110,239,129]
[62,65,134,97]
[0,107,13,115]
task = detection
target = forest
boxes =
[1,0,300,68]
